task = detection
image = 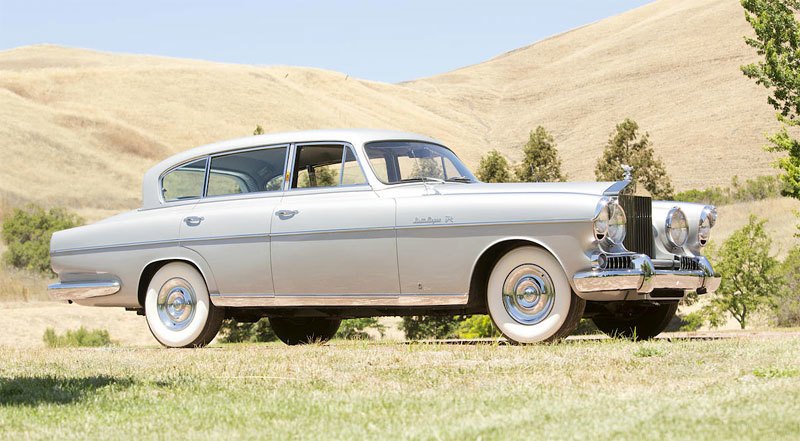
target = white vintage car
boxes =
[49,129,720,347]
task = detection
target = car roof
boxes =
[141,128,441,209]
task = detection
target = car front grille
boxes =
[679,256,701,271]
[618,194,654,258]
[605,255,634,270]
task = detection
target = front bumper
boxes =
[573,254,720,294]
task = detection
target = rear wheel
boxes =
[592,302,678,340]
[144,262,224,348]
[269,317,341,345]
[486,246,584,344]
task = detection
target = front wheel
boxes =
[144,262,224,348]
[592,302,678,340]
[486,246,585,344]
[269,317,341,345]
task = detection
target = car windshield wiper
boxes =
[398,177,445,184]
[445,176,474,183]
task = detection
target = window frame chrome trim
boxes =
[159,156,209,204]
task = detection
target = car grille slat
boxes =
[618,195,654,258]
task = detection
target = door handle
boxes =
[276,209,299,219]
[183,216,204,226]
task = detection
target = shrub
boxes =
[336,318,386,340]
[43,327,112,348]
[677,311,705,332]
[516,126,566,183]
[675,175,784,205]
[2,205,82,274]
[456,315,501,339]
[401,316,465,340]
[219,318,277,343]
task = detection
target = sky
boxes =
[0,0,653,83]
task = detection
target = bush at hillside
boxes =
[219,318,277,343]
[401,315,466,340]
[2,205,82,274]
[336,318,386,340]
[456,315,501,339]
[43,327,112,348]
[675,175,785,205]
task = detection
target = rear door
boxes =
[179,145,288,297]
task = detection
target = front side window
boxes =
[206,146,288,197]
[161,158,207,202]
[364,141,476,184]
[292,144,367,189]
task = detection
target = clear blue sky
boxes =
[0,0,652,83]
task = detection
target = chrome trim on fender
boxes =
[573,253,721,295]
[48,281,121,300]
[210,293,468,307]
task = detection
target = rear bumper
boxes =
[48,281,121,301]
[573,254,720,294]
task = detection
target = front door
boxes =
[270,143,400,300]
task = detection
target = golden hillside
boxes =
[0,0,782,215]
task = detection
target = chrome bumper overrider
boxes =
[573,254,720,294]
[48,281,121,301]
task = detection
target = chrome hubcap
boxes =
[156,278,197,331]
[502,264,555,325]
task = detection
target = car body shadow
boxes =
[0,376,134,406]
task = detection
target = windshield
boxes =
[364,141,477,184]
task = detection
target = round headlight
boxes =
[593,199,626,244]
[665,207,689,247]
[698,205,717,246]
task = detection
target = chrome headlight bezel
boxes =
[697,205,717,246]
[593,198,627,245]
[665,206,689,248]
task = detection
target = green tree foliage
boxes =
[410,157,444,180]
[1,205,83,274]
[401,316,465,340]
[476,150,514,183]
[595,119,675,199]
[674,175,785,205]
[776,245,800,326]
[516,126,566,183]
[253,124,265,135]
[456,315,501,339]
[336,318,386,340]
[741,0,800,198]
[703,216,782,329]
[219,319,277,343]
[43,327,112,348]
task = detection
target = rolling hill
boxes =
[0,0,783,216]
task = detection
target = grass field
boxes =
[0,336,798,440]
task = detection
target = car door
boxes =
[179,145,288,297]
[270,143,400,299]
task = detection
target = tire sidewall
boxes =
[487,246,572,343]
[145,262,212,348]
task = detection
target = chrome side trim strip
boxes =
[210,293,468,307]
[51,240,180,256]
[179,233,270,244]
[48,281,121,300]
[395,218,586,230]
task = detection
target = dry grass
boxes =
[0,0,785,214]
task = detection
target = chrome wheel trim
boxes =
[156,277,197,331]
[502,264,555,325]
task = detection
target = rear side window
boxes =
[292,144,367,189]
[161,158,207,202]
[206,147,288,197]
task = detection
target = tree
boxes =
[703,216,781,329]
[476,150,514,183]
[595,118,675,199]
[253,124,265,135]
[515,126,566,182]
[776,245,800,326]
[335,318,386,340]
[410,157,444,180]
[741,0,800,198]
[2,205,83,274]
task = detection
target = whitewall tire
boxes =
[487,246,584,344]
[144,262,223,348]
